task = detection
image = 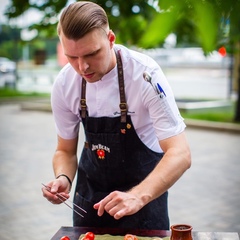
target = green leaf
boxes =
[139,11,178,48]
[193,1,219,53]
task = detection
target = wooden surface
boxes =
[51,227,239,240]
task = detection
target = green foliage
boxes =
[140,0,240,52]
[92,0,158,45]
[4,0,240,48]
[0,40,20,60]
[4,0,157,45]
[193,1,218,52]
[95,0,157,18]
[0,25,21,43]
[0,25,21,60]
[117,15,148,45]
[139,11,177,48]
[4,0,68,38]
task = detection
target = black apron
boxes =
[73,49,169,230]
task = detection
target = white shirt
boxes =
[51,44,185,152]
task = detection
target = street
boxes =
[0,103,239,239]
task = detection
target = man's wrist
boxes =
[56,174,72,191]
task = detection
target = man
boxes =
[42,1,191,230]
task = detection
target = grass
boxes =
[180,104,237,123]
[0,87,50,98]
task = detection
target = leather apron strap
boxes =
[80,49,127,126]
[115,49,128,124]
[80,78,87,119]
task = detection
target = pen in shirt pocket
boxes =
[156,83,166,98]
[143,71,166,98]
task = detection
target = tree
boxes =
[4,0,240,121]
[0,25,21,61]
[4,0,68,38]
[140,0,240,122]
[4,0,157,44]
[92,0,157,45]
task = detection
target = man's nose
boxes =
[78,58,89,72]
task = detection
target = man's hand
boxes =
[43,135,78,204]
[42,179,70,204]
[93,191,144,219]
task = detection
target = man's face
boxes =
[60,28,116,83]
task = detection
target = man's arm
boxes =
[42,135,78,204]
[130,131,191,204]
[94,131,191,219]
[53,135,79,185]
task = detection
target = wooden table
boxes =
[51,227,239,240]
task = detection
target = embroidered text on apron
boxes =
[73,49,169,230]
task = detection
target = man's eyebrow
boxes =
[65,53,77,58]
[85,49,100,56]
[65,49,100,58]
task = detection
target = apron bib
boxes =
[73,50,169,230]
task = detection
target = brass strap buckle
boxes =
[119,102,127,112]
[80,99,86,108]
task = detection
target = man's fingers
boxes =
[93,191,140,219]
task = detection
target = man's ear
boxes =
[108,30,116,46]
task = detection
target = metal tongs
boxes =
[42,183,87,218]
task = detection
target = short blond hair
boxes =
[57,1,109,40]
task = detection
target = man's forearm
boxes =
[132,152,190,203]
[129,133,191,206]
[53,150,78,184]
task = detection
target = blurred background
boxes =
[0,0,240,239]
[0,0,239,122]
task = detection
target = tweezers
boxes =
[42,183,87,218]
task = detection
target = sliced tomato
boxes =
[85,232,95,240]
[60,236,70,240]
[124,234,138,240]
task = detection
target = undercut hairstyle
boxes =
[57,1,109,40]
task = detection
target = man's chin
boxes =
[84,74,103,83]
[86,79,100,83]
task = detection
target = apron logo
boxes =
[92,144,110,160]
[121,129,126,134]
[97,149,105,159]
[121,123,131,134]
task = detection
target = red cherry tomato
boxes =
[124,234,138,240]
[60,236,70,240]
[85,232,95,240]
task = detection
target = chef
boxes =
[42,1,191,230]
